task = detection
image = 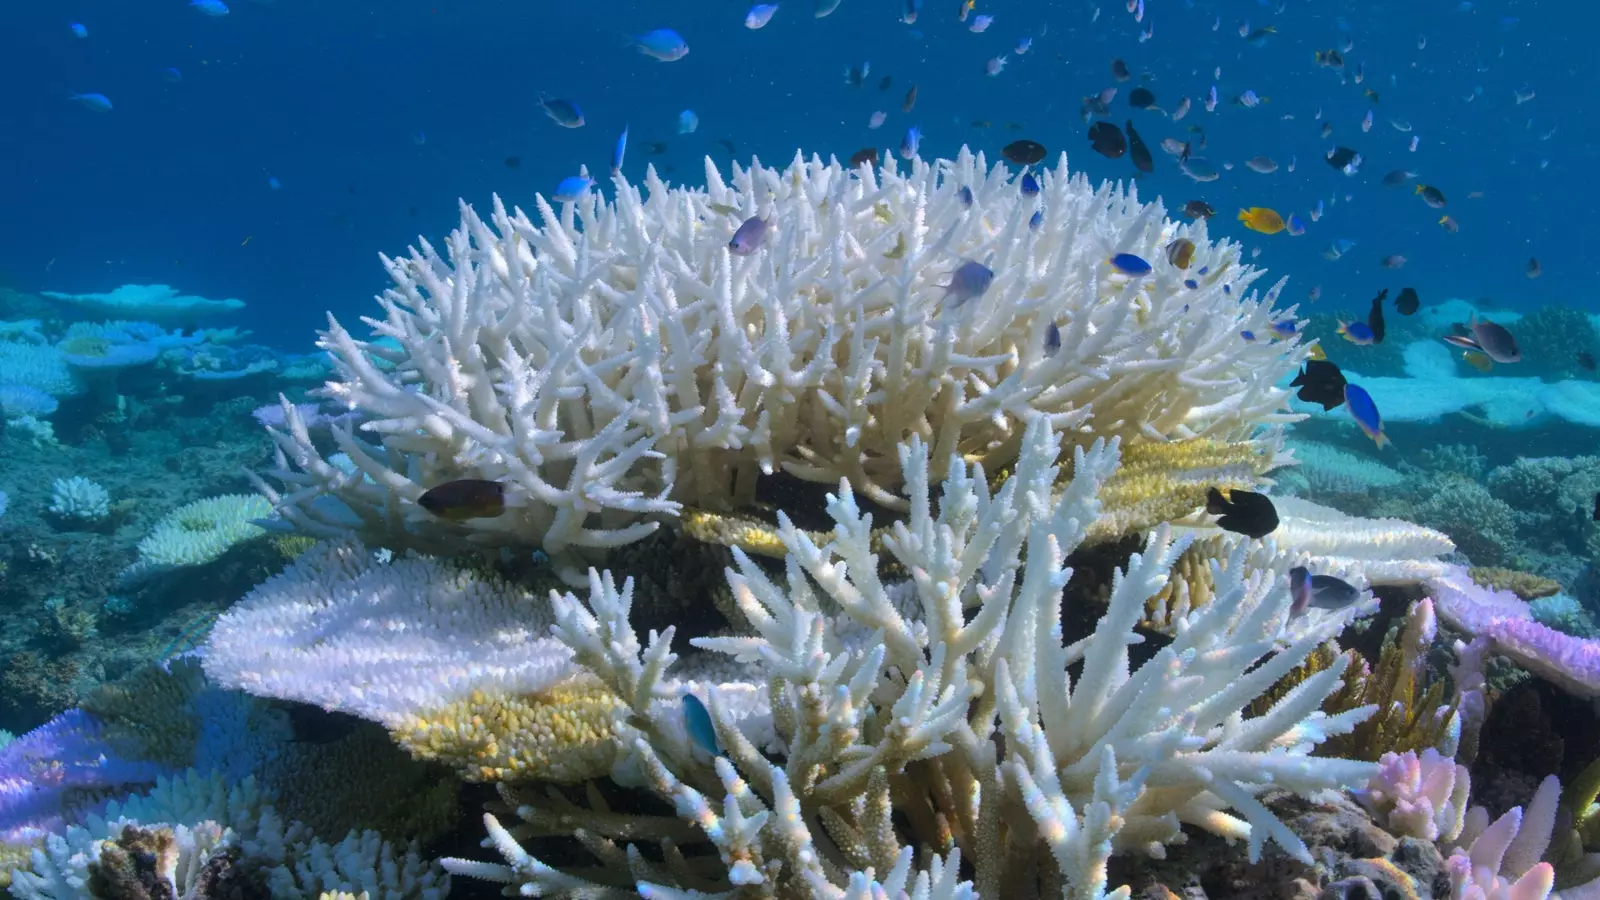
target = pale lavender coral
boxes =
[1357,748,1469,842]
[0,384,58,418]
[1445,804,1555,900]
[1431,566,1600,699]
[0,710,170,844]
[1484,616,1600,700]
[251,399,361,431]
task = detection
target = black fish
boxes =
[718,138,737,155]
[1088,121,1126,159]
[1125,120,1153,173]
[1110,58,1131,81]
[1183,200,1215,219]
[1580,351,1597,372]
[1325,146,1360,170]
[1395,287,1420,315]
[1003,139,1047,165]
[644,141,669,155]
[902,84,918,112]
[1129,87,1156,109]
[1594,491,1600,521]
[1368,289,1387,344]
[419,479,510,521]
[1206,487,1279,539]
[504,156,522,169]
[1291,359,1348,411]
[849,147,880,168]
[878,74,893,91]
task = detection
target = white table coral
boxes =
[256,148,1307,582]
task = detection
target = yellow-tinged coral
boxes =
[1145,534,1228,626]
[78,662,207,768]
[1469,566,1563,600]
[392,677,624,784]
[1320,600,1456,761]
[0,840,33,888]
[1084,437,1279,541]
[681,508,794,559]
[270,534,319,561]
[1247,642,1343,718]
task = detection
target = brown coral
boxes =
[1469,566,1562,600]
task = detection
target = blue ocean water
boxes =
[2,0,1590,347]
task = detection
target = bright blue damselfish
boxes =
[682,693,720,756]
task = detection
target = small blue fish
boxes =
[1322,238,1356,260]
[958,186,973,207]
[745,3,779,28]
[1286,213,1306,236]
[1223,284,1232,295]
[411,130,426,145]
[1205,84,1219,112]
[678,109,699,134]
[538,95,585,128]
[69,22,88,38]
[1235,90,1263,108]
[1020,173,1040,196]
[1240,330,1257,342]
[1029,209,1043,230]
[943,260,994,308]
[190,0,229,15]
[682,693,721,756]
[1107,253,1151,276]
[900,125,922,159]
[901,0,922,23]
[729,216,770,255]
[1183,278,1199,290]
[1344,383,1389,447]
[1337,321,1375,345]
[1289,566,1362,617]
[159,67,183,83]
[1270,320,1298,339]
[1197,265,1209,275]
[612,124,628,175]
[553,175,596,203]
[1043,321,1061,356]
[267,176,282,190]
[69,92,112,112]
[630,28,690,61]
[816,0,843,17]
[1015,36,1033,54]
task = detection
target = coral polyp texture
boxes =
[256,149,1308,580]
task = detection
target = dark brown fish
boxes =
[1125,119,1153,173]
[1088,121,1126,159]
[1395,287,1420,315]
[1002,139,1046,165]
[1205,487,1279,539]
[1110,58,1131,81]
[1580,351,1597,372]
[1182,199,1216,219]
[504,156,522,169]
[1527,257,1542,279]
[644,141,669,154]
[849,147,881,168]
[878,74,893,90]
[1325,146,1360,170]
[1291,359,1348,411]
[1128,87,1156,109]
[717,138,737,155]
[418,479,510,521]
[1367,289,1387,344]
[902,84,919,113]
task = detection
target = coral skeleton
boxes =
[443,414,1380,898]
[254,149,1308,582]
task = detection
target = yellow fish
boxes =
[884,233,908,259]
[1237,207,1286,235]
[1306,343,1326,361]
[1462,350,1494,373]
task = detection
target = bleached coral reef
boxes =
[440,414,1379,898]
[256,149,1308,580]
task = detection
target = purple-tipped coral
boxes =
[1430,565,1600,700]
[0,710,169,844]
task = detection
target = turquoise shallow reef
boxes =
[2,0,1598,898]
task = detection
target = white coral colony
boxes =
[256,149,1307,582]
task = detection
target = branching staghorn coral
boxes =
[254,149,1309,582]
[444,414,1380,899]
